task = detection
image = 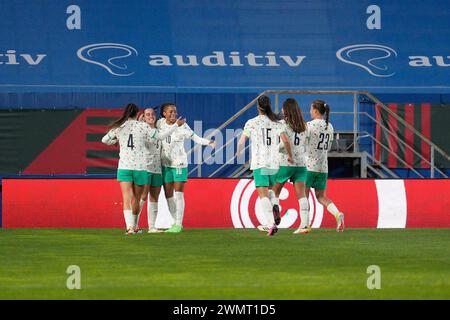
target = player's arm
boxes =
[328,126,334,151]
[304,123,311,153]
[280,132,294,164]
[151,117,185,140]
[236,128,250,158]
[278,122,288,153]
[101,129,118,145]
[191,133,216,148]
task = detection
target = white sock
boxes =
[148,201,158,229]
[268,189,275,198]
[327,203,340,217]
[135,199,145,228]
[299,197,309,228]
[174,191,185,226]
[123,209,134,230]
[272,197,280,206]
[166,197,177,223]
[268,190,276,205]
[260,197,275,226]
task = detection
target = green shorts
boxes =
[305,171,328,190]
[117,169,148,186]
[162,167,188,183]
[276,166,307,184]
[148,172,163,187]
[253,168,277,188]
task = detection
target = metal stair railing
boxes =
[360,112,448,178]
[364,153,400,179]
[364,92,450,178]
[185,90,449,178]
[186,92,266,177]
[207,143,251,178]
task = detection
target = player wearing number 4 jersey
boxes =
[237,95,293,236]
[304,100,344,232]
[102,103,185,235]
[157,103,216,233]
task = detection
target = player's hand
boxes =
[288,155,294,164]
[209,140,216,149]
[137,113,144,121]
[176,117,186,126]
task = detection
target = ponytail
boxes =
[110,103,139,129]
[324,103,330,129]
[257,95,278,122]
[311,99,331,129]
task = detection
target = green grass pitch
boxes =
[0,228,449,299]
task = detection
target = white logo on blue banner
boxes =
[77,43,138,76]
[336,44,397,77]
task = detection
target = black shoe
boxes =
[273,205,281,225]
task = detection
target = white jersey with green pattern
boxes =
[243,115,286,171]
[104,120,161,171]
[305,119,334,173]
[144,133,162,174]
[157,119,194,169]
[279,120,308,167]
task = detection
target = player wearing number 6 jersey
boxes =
[236,95,293,236]
[157,103,216,233]
[102,103,185,235]
[303,100,344,232]
[271,98,311,234]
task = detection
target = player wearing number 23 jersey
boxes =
[306,119,334,174]
[304,99,344,233]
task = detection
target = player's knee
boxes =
[317,195,326,204]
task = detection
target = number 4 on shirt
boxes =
[127,134,135,150]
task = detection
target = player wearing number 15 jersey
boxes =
[237,95,293,236]
[305,100,344,232]
[102,103,184,235]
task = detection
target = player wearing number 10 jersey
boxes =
[305,100,344,232]
[157,103,216,234]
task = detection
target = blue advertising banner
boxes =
[1,0,449,93]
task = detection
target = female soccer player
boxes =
[236,95,293,236]
[270,98,311,234]
[157,103,216,233]
[304,99,344,232]
[136,107,164,233]
[102,103,185,235]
